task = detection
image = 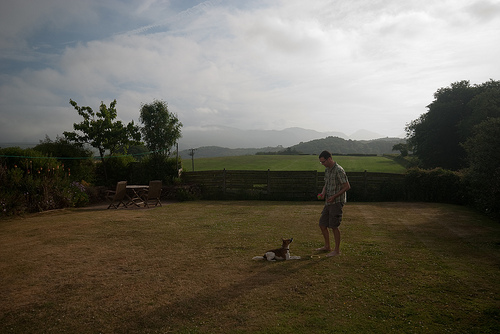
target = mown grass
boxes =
[1,201,498,333]
[182,155,407,173]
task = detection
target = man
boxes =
[316,150,351,257]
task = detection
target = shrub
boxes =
[94,155,136,187]
[0,147,93,216]
[67,182,90,207]
[405,168,464,203]
[34,137,96,183]
[131,155,180,185]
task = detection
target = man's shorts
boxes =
[319,203,344,228]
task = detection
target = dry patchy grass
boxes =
[0,201,499,333]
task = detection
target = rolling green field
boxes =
[182,155,406,173]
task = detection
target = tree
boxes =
[458,82,500,139]
[139,99,183,182]
[462,117,500,217]
[64,99,141,182]
[392,143,408,157]
[406,80,500,170]
[139,99,182,156]
[116,143,149,161]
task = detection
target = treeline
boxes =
[288,137,404,155]
[256,147,303,155]
[406,79,500,218]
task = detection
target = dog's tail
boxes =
[252,256,265,260]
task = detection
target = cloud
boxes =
[196,107,219,115]
[0,0,499,145]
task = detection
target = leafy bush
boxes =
[34,137,96,183]
[94,155,136,187]
[174,185,200,201]
[130,154,180,185]
[94,153,180,187]
[0,147,92,216]
[67,182,90,207]
[405,168,464,203]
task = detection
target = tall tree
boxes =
[139,99,183,181]
[458,81,500,139]
[462,117,500,217]
[64,99,141,181]
[406,80,500,170]
[139,99,182,156]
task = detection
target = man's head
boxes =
[319,150,334,167]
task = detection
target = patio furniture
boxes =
[143,180,162,208]
[126,184,149,207]
[106,181,128,209]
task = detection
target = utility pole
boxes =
[189,148,196,171]
[175,142,179,171]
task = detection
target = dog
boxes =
[252,238,301,261]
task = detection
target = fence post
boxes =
[223,168,226,196]
[314,170,318,195]
[267,169,271,197]
[363,170,368,199]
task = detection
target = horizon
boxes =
[0,126,406,151]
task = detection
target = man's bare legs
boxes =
[316,226,332,251]
[317,226,341,256]
[327,227,341,257]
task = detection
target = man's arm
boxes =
[327,182,351,203]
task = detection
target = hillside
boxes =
[290,136,405,155]
[177,126,351,150]
[179,136,405,159]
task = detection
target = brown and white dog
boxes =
[252,238,301,261]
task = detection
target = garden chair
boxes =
[106,181,128,209]
[143,180,162,208]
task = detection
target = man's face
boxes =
[319,157,333,168]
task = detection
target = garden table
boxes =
[126,185,149,207]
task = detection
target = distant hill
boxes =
[290,136,405,155]
[349,129,385,140]
[0,142,38,149]
[177,125,379,150]
[179,146,284,159]
[179,136,406,158]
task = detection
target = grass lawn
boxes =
[182,155,407,173]
[1,201,499,333]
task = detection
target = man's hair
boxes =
[319,150,332,160]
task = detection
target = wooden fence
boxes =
[182,170,406,201]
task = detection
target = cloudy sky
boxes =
[1,0,499,145]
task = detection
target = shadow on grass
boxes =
[120,257,327,332]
